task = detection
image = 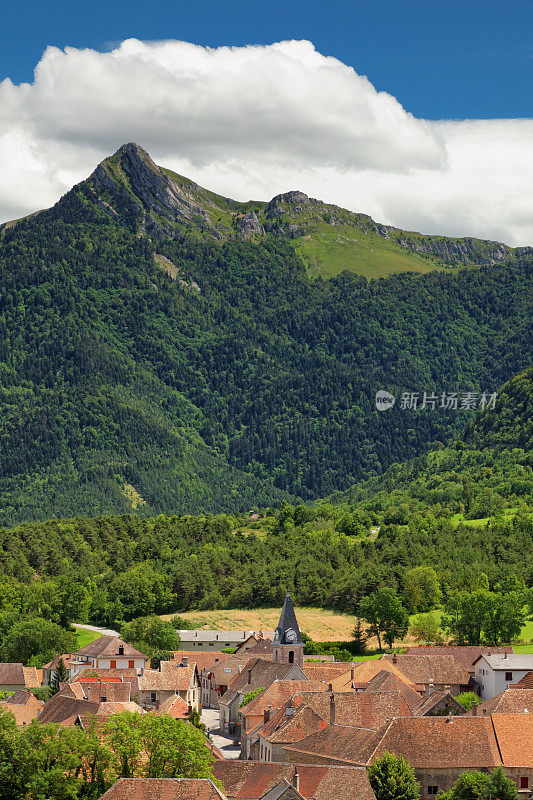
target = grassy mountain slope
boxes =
[0,144,531,526]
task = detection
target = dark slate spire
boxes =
[273,591,303,646]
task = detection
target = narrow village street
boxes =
[201,708,241,759]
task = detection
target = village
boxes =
[0,593,531,800]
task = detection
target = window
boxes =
[288,651,294,664]
[150,692,157,702]
[128,660,134,668]
[110,660,116,669]
[520,778,529,789]
[505,672,513,681]
[428,787,439,795]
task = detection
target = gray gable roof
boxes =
[273,593,303,646]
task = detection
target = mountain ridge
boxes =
[7,142,530,279]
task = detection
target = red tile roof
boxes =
[170,651,227,672]
[240,682,329,718]
[403,646,514,673]
[73,636,147,660]
[381,654,470,685]
[289,690,413,729]
[99,778,227,799]
[491,713,533,766]
[153,695,190,719]
[0,663,25,685]
[470,689,533,716]
[212,761,376,800]
[510,671,533,690]
[138,663,198,692]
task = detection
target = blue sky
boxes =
[3,0,532,119]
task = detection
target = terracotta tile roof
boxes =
[347,659,419,688]
[209,655,254,684]
[364,671,423,712]
[303,664,359,684]
[260,704,328,745]
[73,636,147,660]
[60,683,86,699]
[79,682,132,703]
[42,654,74,671]
[290,690,413,729]
[154,695,190,719]
[220,660,304,705]
[471,689,533,716]
[170,651,227,672]
[6,690,35,705]
[0,693,43,726]
[403,646,514,673]
[492,713,533,766]
[99,778,227,799]
[510,671,533,689]
[37,692,143,724]
[37,694,100,724]
[23,667,40,687]
[138,663,197,692]
[0,663,25,685]
[212,761,376,800]
[240,681,329,718]
[284,724,383,766]
[381,655,470,685]
[371,716,502,768]
[240,639,274,656]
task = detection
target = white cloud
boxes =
[0,38,531,245]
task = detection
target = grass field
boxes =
[450,507,529,528]
[293,224,442,279]
[74,626,102,650]
[163,606,533,651]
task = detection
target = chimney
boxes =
[328,683,333,692]
[330,693,335,726]
[182,656,188,668]
[444,685,451,694]
[264,708,270,724]
[392,653,397,664]
[118,645,124,656]
[248,669,252,685]
[293,768,300,791]
[351,669,355,680]
[472,702,478,716]
[286,700,296,719]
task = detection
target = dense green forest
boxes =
[0,145,531,524]
[0,368,530,664]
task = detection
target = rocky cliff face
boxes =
[85,143,219,237]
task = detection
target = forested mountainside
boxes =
[335,367,532,523]
[0,369,530,628]
[0,143,531,525]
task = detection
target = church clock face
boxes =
[285,627,297,643]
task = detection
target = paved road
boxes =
[75,623,119,637]
[201,708,241,759]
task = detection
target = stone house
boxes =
[381,654,471,695]
[137,660,201,712]
[0,690,43,727]
[177,630,274,652]
[0,663,39,693]
[202,654,256,710]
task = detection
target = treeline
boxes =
[0,200,531,523]
[0,504,530,631]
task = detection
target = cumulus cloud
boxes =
[0,38,531,245]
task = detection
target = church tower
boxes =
[272,591,304,668]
